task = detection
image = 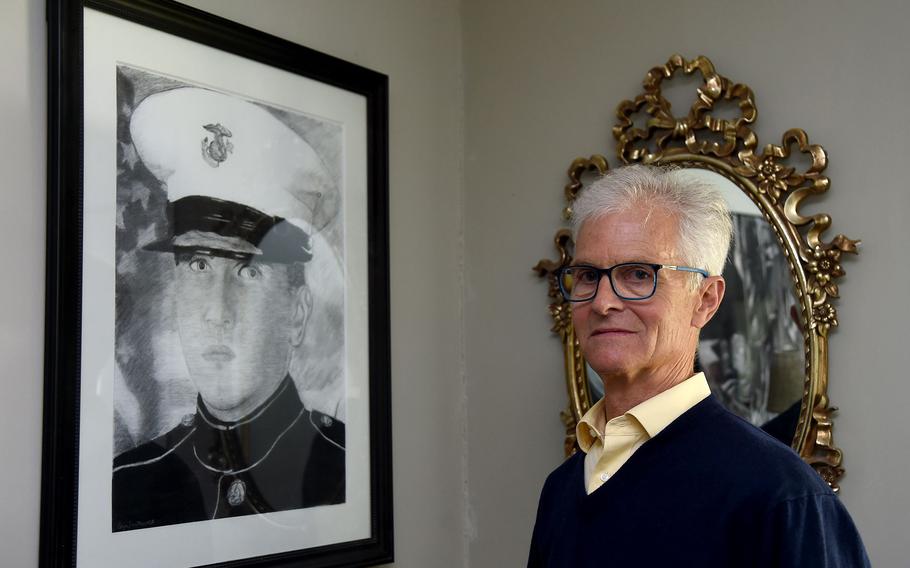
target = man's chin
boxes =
[184,355,235,380]
[198,392,252,417]
[584,358,637,381]
[190,375,247,409]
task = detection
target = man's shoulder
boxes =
[672,397,832,498]
[538,451,584,501]
[111,419,206,531]
[304,408,345,450]
[113,419,196,470]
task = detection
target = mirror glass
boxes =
[584,168,804,442]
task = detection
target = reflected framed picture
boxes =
[42,1,391,566]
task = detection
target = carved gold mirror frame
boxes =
[534,54,859,490]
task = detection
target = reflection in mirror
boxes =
[684,169,803,443]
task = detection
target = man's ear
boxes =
[691,276,725,329]
[291,285,312,347]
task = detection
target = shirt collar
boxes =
[575,372,711,451]
[576,397,607,452]
[626,372,710,438]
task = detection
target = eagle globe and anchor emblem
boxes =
[201,123,233,167]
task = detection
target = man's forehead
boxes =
[605,202,677,225]
[575,207,680,264]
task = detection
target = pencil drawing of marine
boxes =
[112,66,347,531]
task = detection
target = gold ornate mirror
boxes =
[534,54,858,490]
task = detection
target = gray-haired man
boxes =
[529,165,868,567]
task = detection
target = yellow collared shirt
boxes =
[576,372,711,494]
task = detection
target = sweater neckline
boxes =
[575,395,724,502]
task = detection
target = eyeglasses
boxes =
[556,262,709,302]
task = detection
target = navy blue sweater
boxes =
[528,396,869,567]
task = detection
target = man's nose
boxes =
[204,272,238,329]
[590,275,624,315]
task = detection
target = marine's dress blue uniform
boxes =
[112,376,344,531]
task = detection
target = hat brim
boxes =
[142,196,313,264]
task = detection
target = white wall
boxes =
[0,0,466,566]
[462,0,910,566]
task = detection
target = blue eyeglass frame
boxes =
[556,262,710,302]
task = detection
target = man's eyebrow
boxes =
[236,257,268,265]
[573,258,645,266]
[174,250,203,261]
[234,259,275,271]
[175,247,257,261]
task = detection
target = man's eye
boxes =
[615,264,655,285]
[576,269,599,283]
[188,258,210,272]
[238,265,262,280]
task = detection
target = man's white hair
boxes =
[571,164,733,284]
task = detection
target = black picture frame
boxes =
[42,0,391,566]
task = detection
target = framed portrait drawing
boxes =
[42,1,391,567]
